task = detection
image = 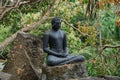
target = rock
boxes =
[0,72,12,80]
[42,62,88,80]
[98,75,120,80]
[80,77,105,80]
[80,76,120,80]
[2,32,44,80]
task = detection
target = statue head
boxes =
[51,17,61,31]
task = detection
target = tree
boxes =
[0,0,60,50]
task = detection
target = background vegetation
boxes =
[0,0,120,77]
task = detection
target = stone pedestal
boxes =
[2,32,44,80]
[80,76,120,80]
[0,72,12,80]
[42,62,88,80]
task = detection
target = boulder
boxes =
[2,32,44,80]
[42,62,88,80]
[98,75,120,80]
[0,72,12,80]
[80,77,105,80]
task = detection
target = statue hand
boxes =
[60,52,68,57]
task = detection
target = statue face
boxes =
[53,21,61,30]
[52,18,61,31]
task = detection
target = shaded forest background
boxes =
[0,0,120,77]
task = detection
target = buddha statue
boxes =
[43,17,85,66]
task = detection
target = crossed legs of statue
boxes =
[46,55,85,66]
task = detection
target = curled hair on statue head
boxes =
[51,17,61,25]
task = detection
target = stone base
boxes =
[79,76,120,80]
[42,62,88,80]
[80,77,105,80]
[0,72,12,80]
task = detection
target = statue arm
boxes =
[63,33,69,57]
[43,33,64,57]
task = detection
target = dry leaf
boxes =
[17,68,23,75]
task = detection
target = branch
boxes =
[0,0,57,51]
[0,0,24,20]
[99,45,120,54]
[0,0,42,20]
[61,19,90,36]
[22,0,56,32]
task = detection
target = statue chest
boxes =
[49,31,64,42]
[49,31,64,48]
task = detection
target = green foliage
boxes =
[0,25,11,43]
[30,22,51,37]
[99,8,116,42]
[0,0,51,42]
[86,48,120,76]
[64,26,82,53]
[0,50,8,59]
[0,9,21,43]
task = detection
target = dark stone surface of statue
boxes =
[43,18,85,66]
